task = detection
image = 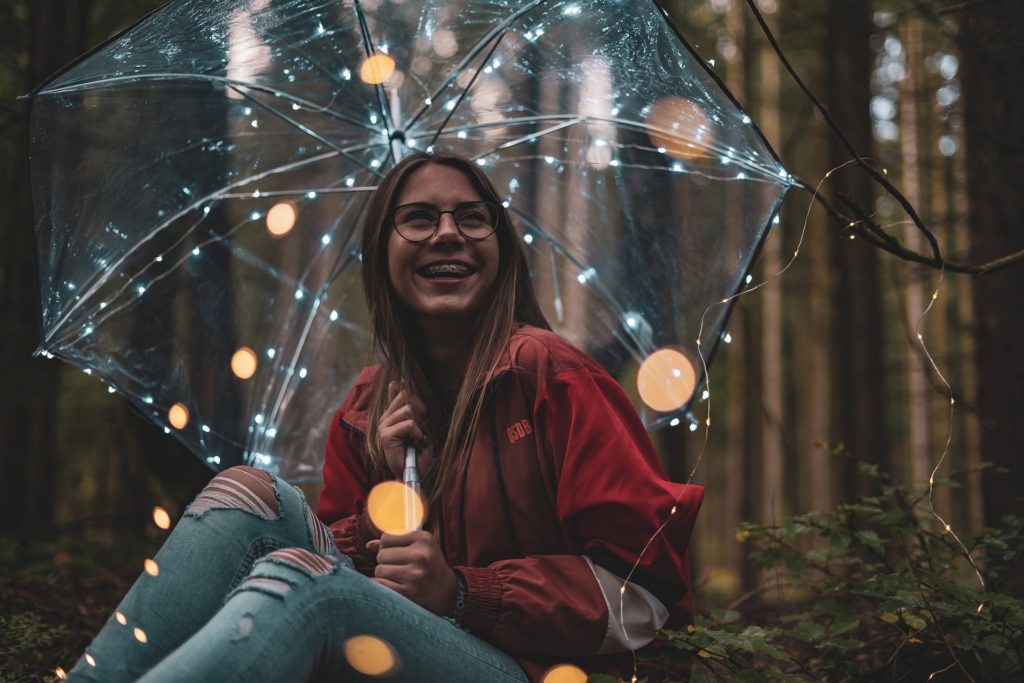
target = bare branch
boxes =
[742,0,1024,278]
[790,174,1024,276]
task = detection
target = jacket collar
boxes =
[338,324,531,434]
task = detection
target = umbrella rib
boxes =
[38,73,377,133]
[43,150,348,341]
[351,0,398,165]
[220,186,377,198]
[507,207,646,362]
[436,114,581,134]
[229,84,385,179]
[405,0,545,133]
[254,187,372,451]
[468,117,585,158]
[252,298,323,456]
[49,210,274,348]
[424,32,508,150]
[253,216,370,458]
[592,115,784,178]
[488,151,788,186]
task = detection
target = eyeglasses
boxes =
[391,201,499,243]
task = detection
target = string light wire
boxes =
[613,160,854,677]
[612,157,983,680]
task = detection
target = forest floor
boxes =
[0,535,141,683]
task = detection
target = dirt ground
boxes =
[0,535,141,682]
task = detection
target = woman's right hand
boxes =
[378,382,431,479]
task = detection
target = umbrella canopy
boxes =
[29,0,790,482]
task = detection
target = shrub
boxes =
[643,461,1024,681]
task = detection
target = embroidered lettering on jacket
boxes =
[506,418,533,444]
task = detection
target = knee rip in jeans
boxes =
[304,500,337,557]
[236,548,336,600]
[185,465,280,521]
[263,547,337,577]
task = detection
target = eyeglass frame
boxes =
[389,201,500,243]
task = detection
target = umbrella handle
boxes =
[403,443,421,531]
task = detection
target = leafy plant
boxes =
[640,461,1024,681]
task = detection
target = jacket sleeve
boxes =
[454,366,703,655]
[317,404,380,574]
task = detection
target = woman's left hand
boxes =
[368,531,457,616]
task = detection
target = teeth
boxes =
[423,263,471,277]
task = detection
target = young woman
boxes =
[68,151,703,682]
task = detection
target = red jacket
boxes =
[318,326,704,681]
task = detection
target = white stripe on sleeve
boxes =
[584,557,670,654]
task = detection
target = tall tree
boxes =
[825,0,887,498]
[946,88,984,534]
[0,0,93,535]
[756,3,785,525]
[960,4,1024,531]
[898,13,933,492]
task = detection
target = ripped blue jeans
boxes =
[67,468,527,683]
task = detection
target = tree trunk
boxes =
[0,0,93,535]
[897,14,933,493]
[721,0,751,591]
[947,96,984,535]
[826,0,886,499]
[757,5,785,524]
[961,5,1024,531]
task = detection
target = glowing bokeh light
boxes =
[359,55,396,85]
[366,481,424,534]
[133,627,148,643]
[115,611,127,625]
[344,634,398,676]
[144,559,159,576]
[168,403,189,430]
[55,667,67,680]
[231,347,258,380]
[637,348,697,412]
[542,663,588,683]
[84,653,96,667]
[152,506,171,530]
[266,202,297,237]
[645,97,714,161]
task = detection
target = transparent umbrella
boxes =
[28,0,791,482]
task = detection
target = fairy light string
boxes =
[609,159,844,678]
[613,158,986,680]
[912,263,987,596]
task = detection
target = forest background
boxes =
[1,0,1021,681]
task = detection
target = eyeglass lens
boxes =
[393,202,497,241]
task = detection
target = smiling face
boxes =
[386,163,500,331]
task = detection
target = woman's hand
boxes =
[378,382,432,479]
[368,532,457,616]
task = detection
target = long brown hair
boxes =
[360,151,549,508]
